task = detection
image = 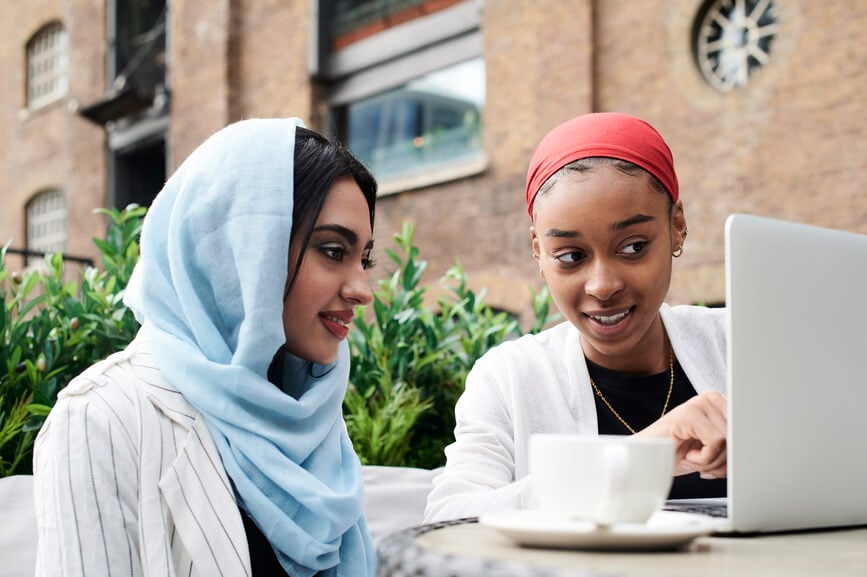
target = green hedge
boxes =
[345,222,556,468]
[0,207,556,476]
[0,206,145,476]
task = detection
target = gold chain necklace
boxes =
[589,347,674,434]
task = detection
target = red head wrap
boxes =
[525,112,679,218]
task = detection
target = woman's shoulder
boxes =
[662,303,727,347]
[53,330,178,423]
[485,320,572,351]
[461,322,577,405]
[662,303,726,332]
[472,321,575,372]
[664,302,726,318]
[39,334,153,452]
[662,304,728,393]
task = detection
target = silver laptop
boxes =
[667,213,867,534]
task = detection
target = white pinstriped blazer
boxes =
[33,330,253,577]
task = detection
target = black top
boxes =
[241,507,292,576]
[587,357,727,499]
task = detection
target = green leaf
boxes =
[27,404,53,417]
[345,220,555,468]
[0,205,145,477]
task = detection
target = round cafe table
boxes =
[376,517,867,577]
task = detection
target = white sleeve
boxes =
[423,354,535,523]
[33,377,143,577]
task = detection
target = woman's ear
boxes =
[530,226,545,278]
[530,226,540,261]
[671,200,688,254]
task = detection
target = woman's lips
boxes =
[584,306,634,336]
[588,309,631,325]
[320,312,352,339]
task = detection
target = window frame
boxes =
[26,21,69,110]
[316,1,487,193]
[26,189,68,266]
[693,0,780,92]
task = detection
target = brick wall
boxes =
[373,0,867,317]
[371,0,597,323]
[229,0,314,123]
[2,0,865,323]
[0,0,107,269]
[167,0,315,168]
[591,0,867,304]
[169,0,233,164]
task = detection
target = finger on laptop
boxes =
[637,391,728,477]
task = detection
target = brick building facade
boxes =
[2,0,865,324]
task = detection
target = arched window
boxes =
[26,190,67,263]
[26,22,69,108]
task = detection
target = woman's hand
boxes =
[635,390,728,479]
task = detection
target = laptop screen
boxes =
[724,213,867,532]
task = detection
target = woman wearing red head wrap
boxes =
[425,113,727,524]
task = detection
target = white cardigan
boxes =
[424,304,728,523]
[33,330,251,577]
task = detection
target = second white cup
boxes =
[529,434,675,525]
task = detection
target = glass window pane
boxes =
[340,58,485,182]
[26,22,69,108]
[27,190,67,257]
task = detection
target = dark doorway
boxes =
[110,135,165,209]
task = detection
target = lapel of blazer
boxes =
[133,332,251,576]
[159,416,251,577]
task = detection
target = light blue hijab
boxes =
[124,118,375,577]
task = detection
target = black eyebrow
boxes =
[545,228,580,238]
[312,224,373,250]
[544,213,656,239]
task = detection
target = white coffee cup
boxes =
[529,434,675,525]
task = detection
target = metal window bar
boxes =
[3,247,94,268]
[333,0,428,37]
[27,190,67,257]
[27,23,68,108]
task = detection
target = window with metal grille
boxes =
[26,190,67,262]
[693,0,779,92]
[27,22,69,109]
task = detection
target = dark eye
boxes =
[554,250,586,265]
[621,241,648,255]
[362,257,377,270]
[321,245,346,261]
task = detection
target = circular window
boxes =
[694,0,779,92]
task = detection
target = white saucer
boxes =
[479,509,717,551]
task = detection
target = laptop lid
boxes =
[725,213,867,533]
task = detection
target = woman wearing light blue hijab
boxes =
[33,118,379,577]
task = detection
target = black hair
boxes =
[285,126,377,295]
[534,157,673,216]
